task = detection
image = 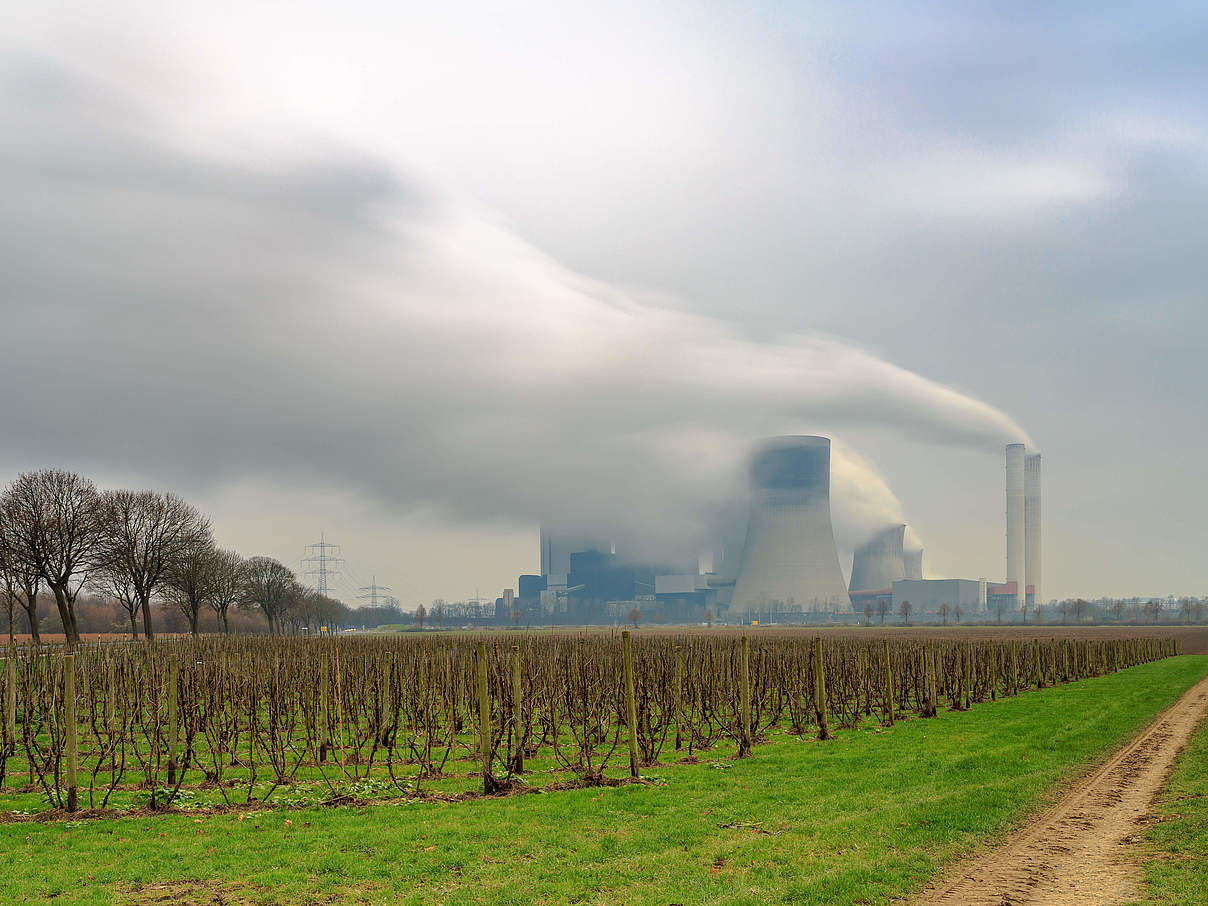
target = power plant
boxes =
[1005,442,1026,604]
[1025,451,1042,607]
[849,524,907,593]
[730,436,853,615]
[494,435,1041,625]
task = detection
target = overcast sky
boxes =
[3,1,1205,604]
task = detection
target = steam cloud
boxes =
[0,54,1028,564]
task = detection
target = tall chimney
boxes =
[1025,452,1041,608]
[1005,443,1026,605]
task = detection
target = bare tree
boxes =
[100,489,212,641]
[938,602,950,625]
[242,557,298,634]
[162,538,220,635]
[1,471,107,646]
[414,604,426,629]
[898,599,912,626]
[92,567,143,639]
[627,607,642,628]
[0,518,42,643]
[207,549,245,634]
[876,599,889,624]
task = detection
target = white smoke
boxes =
[0,52,1030,567]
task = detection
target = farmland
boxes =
[0,647,1203,905]
[0,629,1182,816]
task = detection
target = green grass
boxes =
[1138,696,1208,905]
[2,656,1205,906]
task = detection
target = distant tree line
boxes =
[0,469,399,643]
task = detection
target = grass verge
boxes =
[2,656,1205,906]
[1137,692,1208,905]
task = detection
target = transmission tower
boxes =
[301,532,344,599]
[358,575,396,608]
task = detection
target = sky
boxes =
[2,1,1205,605]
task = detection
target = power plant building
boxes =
[849,524,907,592]
[731,436,852,615]
[1004,444,1042,608]
[892,578,984,614]
[1005,443,1026,604]
[1025,452,1042,606]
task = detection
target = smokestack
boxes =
[732,436,852,614]
[849,524,906,592]
[1005,443,1026,604]
[1025,452,1041,607]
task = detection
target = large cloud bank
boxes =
[0,54,1027,562]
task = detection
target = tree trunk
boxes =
[140,592,156,642]
[128,609,139,640]
[49,583,79,647]
[22,600,40,644]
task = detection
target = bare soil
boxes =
[914,672,1208,905]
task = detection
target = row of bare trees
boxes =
[0,470,343,644]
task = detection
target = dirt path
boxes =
[914,673,1208,906]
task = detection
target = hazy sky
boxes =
[2,1,1205,604]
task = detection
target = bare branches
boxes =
[99,489,212,641]
[1,471,107,646]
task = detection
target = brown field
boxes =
[13,623,1207,653]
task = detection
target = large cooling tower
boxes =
[1005,443,1026,604]
[732,436,852,614]
[849,524,906,592]
[904,547,924,580]
[1025,452,1041,605]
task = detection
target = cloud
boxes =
[0,53,1028,564]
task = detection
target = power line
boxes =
[358,575,398,609]
[301,532,344,599]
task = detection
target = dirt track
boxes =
[915,673,1208,905]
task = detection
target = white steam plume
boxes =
[0,53,1028,563]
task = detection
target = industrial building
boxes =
[730,436,852,616]
[496,436,1041,626]
[849,524,907,593]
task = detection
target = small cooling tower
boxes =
[849,524,906,592]
[732,436,852,614]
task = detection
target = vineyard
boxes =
[0,631,1178,818]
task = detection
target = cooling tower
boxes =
[732,436,852,614]
[1025,452,1041,606]
[849,524,906,592]
[1005,443,1026,604]
[904,547,924,580]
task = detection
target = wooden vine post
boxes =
[318,651,329,763]
[882,639,894,726]
[1010,640,1019,695]
[813,637,830,740]
[64,653,78,812]
[622,630,640,778]
[166,657,179,786]
[4,651,15,756]
[739,635,752,756]
[511,645,524,773]
[1034,639,1043,689]
[379,655,392,747]
[476,641,497,793]
[921,644,937,718]
[673,645,684,751]
[988,643,998,700]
